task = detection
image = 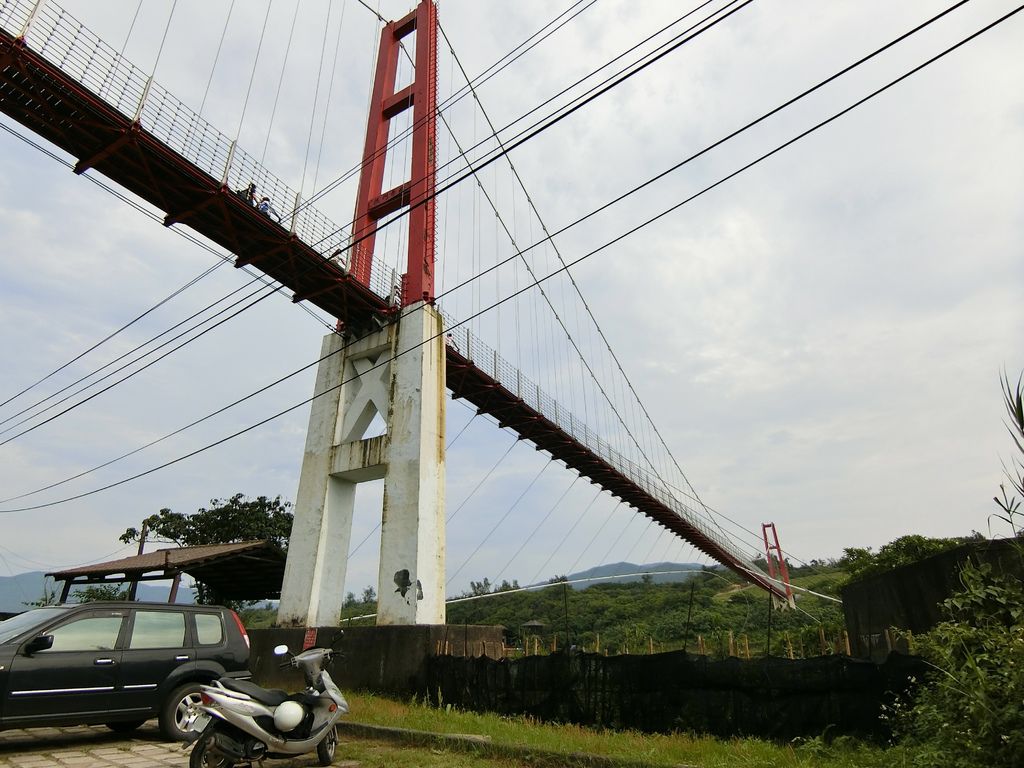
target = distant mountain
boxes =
[0,571,195,614]
[565,561,712,588]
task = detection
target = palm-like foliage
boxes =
[994,371,1024,535]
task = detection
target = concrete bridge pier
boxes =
[277,302,446,627]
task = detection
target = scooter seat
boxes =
[219,677,290,706]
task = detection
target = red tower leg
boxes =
[350,0,437,306]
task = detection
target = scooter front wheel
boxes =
[189,733,235,768]
[316,724,338,766]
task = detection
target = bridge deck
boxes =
[0,11,782,598]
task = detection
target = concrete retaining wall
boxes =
[249,624,504,693]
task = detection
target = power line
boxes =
[0,274,274,435]
[0,259,225,412]
[0,280,285,446]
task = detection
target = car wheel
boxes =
[316,724,338,766]
[160,681,204,742]
[189,732,235,768]
[106,720,146,733]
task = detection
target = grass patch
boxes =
[340,738,523,767]
[346,692,904,767]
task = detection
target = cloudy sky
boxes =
[0,0,1021,607]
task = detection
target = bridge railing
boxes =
[440,313,761,573]
[3,0,394,301]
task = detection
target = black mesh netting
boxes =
[426,651,926,738]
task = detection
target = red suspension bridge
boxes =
[0,0,784,599]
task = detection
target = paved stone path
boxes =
[0,723,360,767]
[0,724,190,767]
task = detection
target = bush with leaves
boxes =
[119,493,292,606]
[896,559,1024,766]
[838,534,978,583]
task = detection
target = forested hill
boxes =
[339,563,848,657]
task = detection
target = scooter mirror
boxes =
[273,644,290,656]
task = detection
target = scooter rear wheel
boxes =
[316,724,338,766]
[189,733,235,768]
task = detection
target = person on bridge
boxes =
[258,196,282,223]
[235,182,256,205]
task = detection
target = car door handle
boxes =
[94,658,116,665]
[175,655,191,661]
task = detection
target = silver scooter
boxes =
[186,641,349,768]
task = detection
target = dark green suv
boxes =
[0,601,251,740]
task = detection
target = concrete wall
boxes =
[841,538,1024,659]
[250,625,504,695]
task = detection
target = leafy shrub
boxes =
[896,558,1024,766]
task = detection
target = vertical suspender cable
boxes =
[310,0,348,196]
[149,1,179,83]
[260,0,301,163]
[234,0,274,144]
[134,0,179,121]
[199,0,235,117]
[117,1,143,57]
[298,1,334,203]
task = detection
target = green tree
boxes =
[840,534,969,582]
[75,584,129,602]
[23,586,58,607]
[120,493,292,549]
[118,493,292,605]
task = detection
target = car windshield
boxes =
[0,607,69,644]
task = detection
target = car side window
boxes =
[129,611,186,649]
[42,615,124,652]
[194,613,223,645]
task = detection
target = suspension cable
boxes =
[260,0,301,163]
[233,0,274,143]
[447,457,554,585]
[493,474,580,583]
[199,0,235,117]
